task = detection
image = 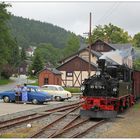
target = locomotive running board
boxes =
[80,109,117,119]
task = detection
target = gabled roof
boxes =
[78,56,98,68]
[57,55,98,69]
[38,67,62,75]
[59,47,101,63]
[59,39,134,64]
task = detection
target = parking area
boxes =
[0,95,80,116]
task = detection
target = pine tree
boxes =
[30,52,44,75]
[20,47,27,61]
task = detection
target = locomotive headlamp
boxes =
[113,87,117,92]
[80,85,85,91]
[96,71,101,76]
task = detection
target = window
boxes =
[27,88,35,93]
[48,86,57,90]
[96,45,104,51]
[66,72,73,77]
[58,86,64,91]
[44,78,49,85]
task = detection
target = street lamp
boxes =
[32,69,35,75]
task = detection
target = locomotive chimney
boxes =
[97,59,106,73]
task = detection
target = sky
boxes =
[6,1,140,37]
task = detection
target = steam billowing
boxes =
[99,49,133,68]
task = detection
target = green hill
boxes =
[8,15,81,49]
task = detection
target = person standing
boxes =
[14,84,21,103]
[21,83,28,104]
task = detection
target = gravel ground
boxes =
[86,102,140,138]
[0,98,79,122]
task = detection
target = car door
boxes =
[27,87,37,101]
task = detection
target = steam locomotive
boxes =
[80,59,135,118]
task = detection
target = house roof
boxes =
[38,67,62,75]
[57,55,98,69]
[59,39,134,64]
[59,47,101,63]
[108,43,133,51]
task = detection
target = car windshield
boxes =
[58,86,64,91]
[35,87,41,92]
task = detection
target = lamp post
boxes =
[32,69,35,75]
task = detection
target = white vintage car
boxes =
[41,85,72,101]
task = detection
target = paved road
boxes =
[0,75,35,92]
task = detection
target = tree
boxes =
[20,47,27,61]
[0,2,20,79]
[133,58,140,70]
[133,33,140,48]
[92,23,132,44]
[63,34,80,58]
[35,43,61,66]
[30,52,44,76]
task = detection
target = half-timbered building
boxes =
[57,39,134,87]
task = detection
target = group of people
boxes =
[14,83,28,103]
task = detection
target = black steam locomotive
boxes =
[80,59,134,118]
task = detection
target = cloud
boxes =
[7,1,140,36]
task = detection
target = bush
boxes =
[1,64,14,79]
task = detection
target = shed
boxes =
[38,68,62,87]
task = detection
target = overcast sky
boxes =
[6,1,140,37]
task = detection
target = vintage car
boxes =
[41,85,72,101]
[0,85,53,104]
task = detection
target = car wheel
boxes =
[60,99,65,101]
[3,96,10,103]
[32,99,38,104]
[55,96,62,101]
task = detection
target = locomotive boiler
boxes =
[80,59,135,118]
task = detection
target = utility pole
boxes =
[88,12,92,77]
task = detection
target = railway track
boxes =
[0,102,81,130]
[0,101,106,138]
[30,106,106,138]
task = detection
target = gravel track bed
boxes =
[0,108,82,138]
[0,101,79,122]
[0,101,81,138]
[40,114,78,138]
[59,119,99,138]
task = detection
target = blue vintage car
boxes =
[0,85,53,104]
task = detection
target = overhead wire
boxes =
[96,2,121,24]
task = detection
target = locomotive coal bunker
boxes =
[80,59,134,118]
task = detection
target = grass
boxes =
[64,87,81,93]
[0,132,27,138]
[27,81,39,86]
[133,103,140,110]
[0,79,13,85]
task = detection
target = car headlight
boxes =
[80,85,85,91]
[96,71,101,76]
[113,87,117,92]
